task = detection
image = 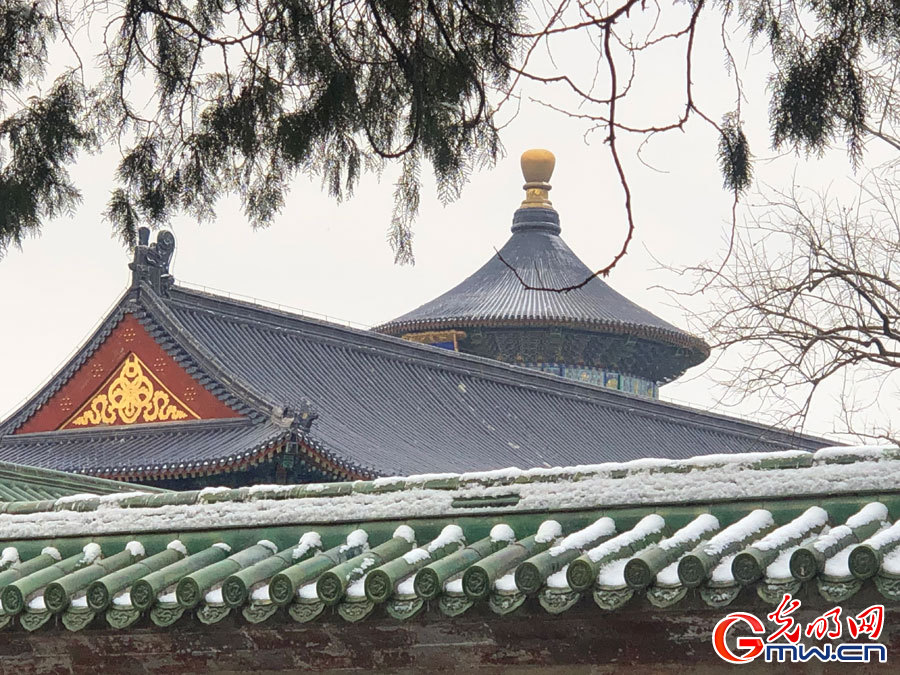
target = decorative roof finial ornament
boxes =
[520,149,556,209]
[130,227,176,295]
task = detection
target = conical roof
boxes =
[377,150,709,384]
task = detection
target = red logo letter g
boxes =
[713,613,766,664]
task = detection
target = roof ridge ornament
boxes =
[520,149,555,209]
[130,227,175,295]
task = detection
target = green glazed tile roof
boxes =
[0,445,898,632]
[0,460,166,503]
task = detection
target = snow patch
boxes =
[71,593,88,608]
[549,517,615,557]
[125,541,145,558]
[846,503,889,529]
[112,591,132,607]
[596,559,629,587]
[157,590,177,604]
[297,582,319,599]
[823,545,856,578]
[535,520,562,544]
[490,524,516,543]
[546,566,570,589]
[702,510,774,557]
[427,524,465,552]
[341,529,369,553]
[659,514,719,551]
[41,547,61,561]
[212,543,232,553]
[402,549,431,565]
[346,577,367,598]
[257,540,278,554]
[251,584,270,602]
[205,586,224,604]
[393,525,416,544]
[395,575,416,596]
[861,520,900,551]
[167,540,187,555]
[1,547,19,567]
[80,543,102,564]
[444,578,464,594]
[656,560,682,586]
[494,573,517,592]
[754,507,828,552]
[28,595,45,610]
[292,532,322,560]
[711,555,737,583]
[587,515,665,563]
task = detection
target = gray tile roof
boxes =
[0,282,830,481]
[377,208,708,360]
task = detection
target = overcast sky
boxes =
[1,6,891,441]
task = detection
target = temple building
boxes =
[0,151,896,672]
[0,151,826,490]
[0,150,826,490]
[377,150,708,398]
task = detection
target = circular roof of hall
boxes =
[375,150,710,374]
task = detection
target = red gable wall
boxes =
[15,314,241,434]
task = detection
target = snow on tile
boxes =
[402,548,431,565]
[882,547,900,575]
[494,573,518,592]
[490,524,516,543]
[549,517,615,557]
[112,591,132,607]
[0,547,18,567]
[656,560,681,586]
[28,594,45,610]
[2,446,898,540]
[702,510,773,557]
[393,525,416,544]
[823,545,856,578]
[251,584,270,602]
[596,559,629,587]
[80,543,102,564]
[205,586,224,604]
[340,530,369,553]
[167,540,187,555]
[754,507,828,552]
[297,582,318,600]
[587,515,665,563]
[346,577,367,598]
[292,532,322,560]
[444,578,464,594]
[861,520,900,551]
[546,566,570,589]
[710,554,737,583]
[535,520,562,544]
[41,547,61,561]
[125,541,145,557]
[659,514,719,551]
[395,575,416,596]
[70,593,88,608]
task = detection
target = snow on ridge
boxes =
[882,547,900,575]
[587,515,665,563]
[297,582,318,599]
[549,517,615,557]
[395,575,416,596]
[656,561,681,586]
[753,507,829,552]
[494,572,517,592]
[546,566,570,589]
[702,510,773,557]
[212,542,232,553]
[814,445,897,461]
[659,514,719,551]
[3,449,900,540]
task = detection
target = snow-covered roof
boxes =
[0,444,896,632]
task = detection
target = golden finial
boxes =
[520,149,555,209]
